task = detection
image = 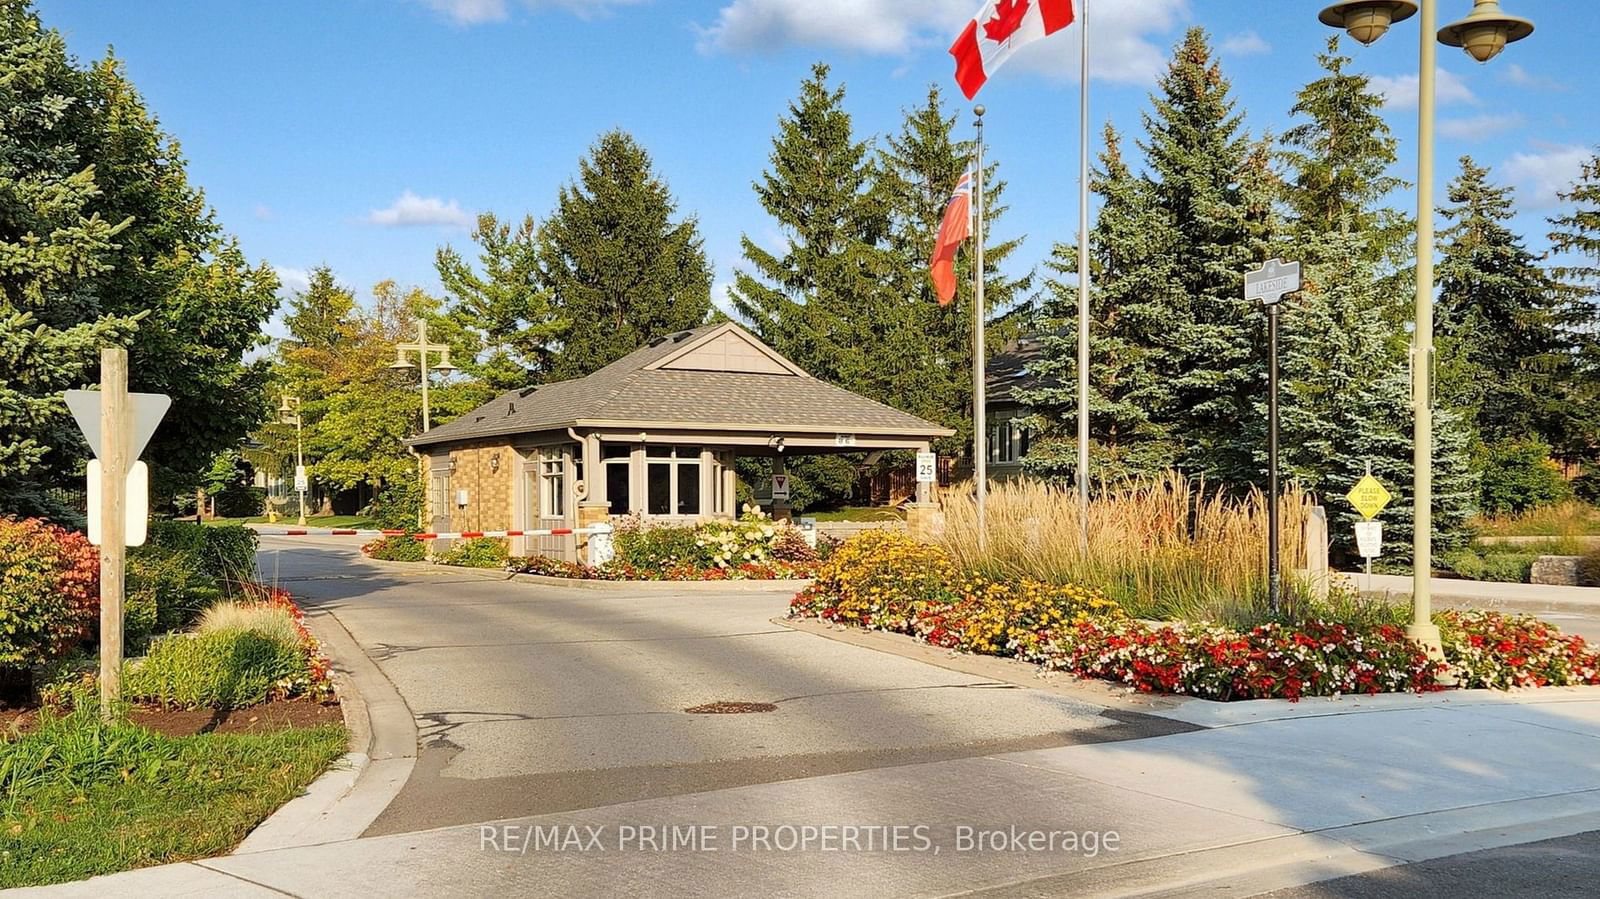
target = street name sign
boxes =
[771,474,791,502]
[1245,259,1302,305]
[1346,475,1393,521]
[915,452,938,484]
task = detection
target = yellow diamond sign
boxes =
[1346,475,1393,520]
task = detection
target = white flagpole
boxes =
[1076,0,1091,549]
[974,105,988,551]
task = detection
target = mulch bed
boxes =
[1,696,343,738]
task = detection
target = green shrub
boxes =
[1478,439,1572,516]
[0,518,99,676]
[124,629,305,710]
[1441,548,1536,583]
[145,521,259,585]
[363,534,426,562]
[436,538,508,568]
[126,550,222,649]
[614,524,713,570]
[369,476,422,531]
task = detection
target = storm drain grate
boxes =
[684,701,777,714]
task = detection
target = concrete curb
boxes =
[361,555,812,593]
[233,606,418,853]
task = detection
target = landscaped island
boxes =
[0,520,345,888]
[789,480,1600,702]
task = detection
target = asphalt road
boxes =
[1257,829,1600,898]
[256,536,1185,836]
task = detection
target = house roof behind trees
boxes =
[407,322,953,447]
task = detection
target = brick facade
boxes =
[426,439,518,534]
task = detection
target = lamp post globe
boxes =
[1439,0,1534,63]
[1318,0,1418,45]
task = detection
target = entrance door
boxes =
[428,464,452,535]
[524,445,575,561]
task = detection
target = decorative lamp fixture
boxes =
[1438,0,1534,63]
[1318,0,1418,45]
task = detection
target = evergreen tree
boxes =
[0,2,278,518]
[438,212,563,390]
[1022,125,1182,480]
[1279,37,1409,269]
[1548,148,1600,462]
[538,130,712,381]
[1436,157,1570,447]
[1139,28,1273,484]
[876,85,1028,457]
[730,62,894,390]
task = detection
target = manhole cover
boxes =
[684,701,777,714]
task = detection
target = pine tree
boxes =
[730,63,894,390]
[876,85,1028,457]
[1436,157,1570,446]
[538,130,712,381]
[0,2,276,517]
[1021,125,1182,480]
[437,212,563,390]
[1548,148,1600,463]
[1279,37,1409,269]
[1139,28,1273,484]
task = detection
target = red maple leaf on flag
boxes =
[983,0,1031,43]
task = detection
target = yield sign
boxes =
[64,389,171,471]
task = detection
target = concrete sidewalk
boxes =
[1354,572,1600,610]
[19,691,1600,898]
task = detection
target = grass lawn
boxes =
[805,506,906,522]
[201,514,379,530]
[0,714,346,888]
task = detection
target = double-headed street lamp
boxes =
[278,394,308,526]
[389,318,458,433]
[1317,0,1534,659]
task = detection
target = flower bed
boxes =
[789,531,1600,702]
[503,510,821,581]
[508,555,817,581]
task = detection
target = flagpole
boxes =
[1076,0,1091,549]
[973,104,988,552]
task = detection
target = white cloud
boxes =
[1368,67,1477,110]
[366,190,473,228]
[418,0,647,26]
[273,265,312,295]
[1218,30,1270,57]
[1503,63,1567,91]
[1438,112,1525,141]
[697,0,1188,86]
[254,204,274,221]
[1504,144,1592,209]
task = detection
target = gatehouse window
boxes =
[646,445,701,516]
[602,443,631,515]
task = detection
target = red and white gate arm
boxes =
[253,525,614,542]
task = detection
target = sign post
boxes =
[65,354,170,721]
[1245,259,1301,615]
[1346,465,1394,596]
[770,474,791,503]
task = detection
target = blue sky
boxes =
[35,0,1599,334]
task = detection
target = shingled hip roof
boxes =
[406,322,953,447]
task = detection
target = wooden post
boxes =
[99,347,128,721]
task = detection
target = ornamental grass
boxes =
[939,473,1310,627]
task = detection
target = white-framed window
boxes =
[646,445,701,516]
[602,443,631,515]
[539,447,567,518]
[989,421,1033,464]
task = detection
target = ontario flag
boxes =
[950,0,1075,100]
[929,170,973,306]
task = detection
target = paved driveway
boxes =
[258,537,1183,835]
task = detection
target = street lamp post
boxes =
[1317,0,1534,659]
[390,318,458,433]
[278,394,307,526]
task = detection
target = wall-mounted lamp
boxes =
[768,436,786,454]
[489,452,501,473]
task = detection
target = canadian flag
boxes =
[950,0,1076,100]
[929,170,973,306]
